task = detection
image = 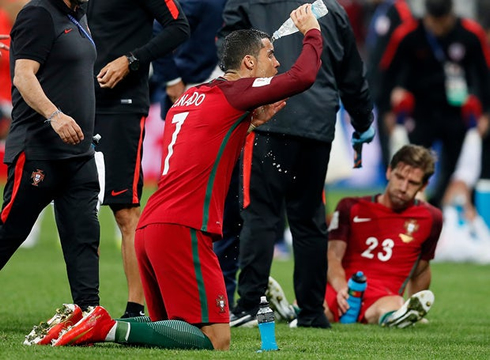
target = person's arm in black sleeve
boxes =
[336,13,374,133]
[96,0,190,89]
[135,0,190,66]
[466,21,490,114]
[152,21,181,88]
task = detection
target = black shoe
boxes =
[294,313,331,329]
[120,310,145,319]
[230,310,258,328]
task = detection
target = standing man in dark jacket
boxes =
[86,0,190,318]
[1,0,99,317]
[219,0,375,328]
[380,0,490,207]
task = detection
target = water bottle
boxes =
[271,0,329,42]
[256,296,278,351]
[340,271,367,324]
[453,193,466,227]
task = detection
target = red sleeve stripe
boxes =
[461,18,490,68]
[394,0,414,23]
[1,152,26,223]
[165,0,180,20]
[379,20,418,70]
[241,132,255,209]
[132,115,146,204]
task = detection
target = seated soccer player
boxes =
[325,144,442,327]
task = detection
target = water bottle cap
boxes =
[260,296,267,303]
[311,0,329,18]
[352,271,367,283]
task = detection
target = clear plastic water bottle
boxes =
[256,296,278,351]
[340,271,367,324]
[271,0,329,42]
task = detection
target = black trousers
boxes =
[408,109,467,207]
[237,132,331,325]
[0,153,100,309]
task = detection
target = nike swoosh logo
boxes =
[64,29,73,34]
[353,216,371,223]
[111,189,128,196]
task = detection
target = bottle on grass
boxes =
[257,296,278,351]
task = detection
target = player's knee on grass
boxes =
[201,323,230,350]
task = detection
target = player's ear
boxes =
[386,166,392,180]
[244,55,254,70]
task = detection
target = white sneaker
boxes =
[382,290,434,328]
[266,276,296,322]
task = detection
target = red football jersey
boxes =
[138,30,323,236]
[328,195,442,294]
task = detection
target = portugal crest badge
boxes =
[31,169,45,186]
[399,219,419,243]
[216,295,226,313]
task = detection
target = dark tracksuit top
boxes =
[219,0,374,143]
[86,0,190,115]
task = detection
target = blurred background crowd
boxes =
[1,0,489,263]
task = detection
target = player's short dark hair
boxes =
[425,0,453,17]
[218,29,271,72]
[390,145,437,183]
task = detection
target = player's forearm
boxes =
[406,265,431,296]
[13,70,57,119]
[283,29,322,92]
[327,260,348,292]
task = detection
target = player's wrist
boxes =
[44,108,63,124]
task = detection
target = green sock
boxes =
[114,319,214,350]
[379,311,396,326]
[116,316,152,323]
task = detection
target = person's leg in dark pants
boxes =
[234,133,285,315]
[55,156,100,310]
[428,118,466,207]
[286,139,331,328]
[0,155,56,269]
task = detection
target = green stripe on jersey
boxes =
[190,228,208,323]
[201,114,249,230]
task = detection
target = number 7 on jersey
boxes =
[162,112,189,175]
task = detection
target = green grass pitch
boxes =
[0,190,489,359]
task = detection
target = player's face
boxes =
[253,38,280,78]
[386,162,426,210]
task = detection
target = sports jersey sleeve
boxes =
[420,204,443,261]
[10,7,55,65]
[328,197,356,242]
[222,29,322,111]
[134,0,190,66]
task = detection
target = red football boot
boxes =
[52,306,116,346]
[24,304,83,345]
